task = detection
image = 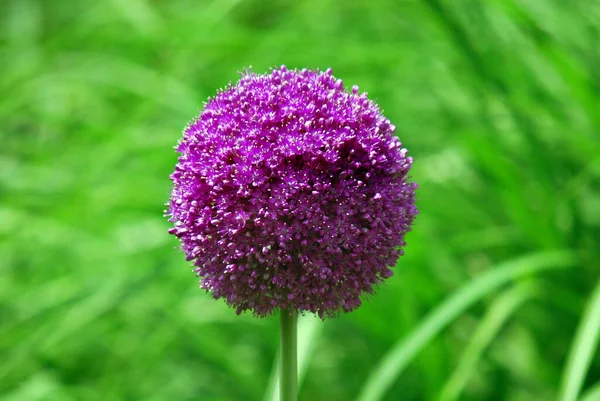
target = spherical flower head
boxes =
[167,66,418,318]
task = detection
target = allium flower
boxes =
[168,66,417,318]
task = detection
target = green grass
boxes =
[1,0,599,400]
[559,279,600,401]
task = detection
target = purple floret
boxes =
[167,66,418,318]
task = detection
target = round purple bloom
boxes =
[167,66,417,318]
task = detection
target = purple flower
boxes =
[167,66,417,318]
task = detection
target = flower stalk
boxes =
[280,309,298,401]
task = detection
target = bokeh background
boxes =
[2,0,599,400]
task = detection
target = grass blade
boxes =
[558,278,600,401]
[580,381,600,401]
[355,250,576,401]
[438,285,534,401]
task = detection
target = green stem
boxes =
[280,309,298,401]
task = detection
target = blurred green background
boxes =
[1,0,599,400]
